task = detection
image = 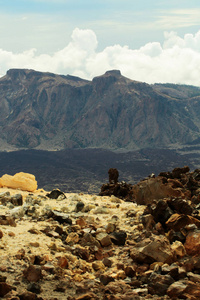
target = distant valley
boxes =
[0,147,199,193]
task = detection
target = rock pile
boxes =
[1,166,200,299]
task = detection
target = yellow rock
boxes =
[0,172,37,192]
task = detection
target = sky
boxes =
[0,0,200,85]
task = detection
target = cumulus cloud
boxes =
[1,27,200,86]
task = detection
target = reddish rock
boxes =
[23,265,42,282]
[184,230,200,256]
[18,290,43,300]
[76,292,97,300]
[57,256,68,268]
[99,274,114,285]
[167,279,200,299]
[132,176,188,205]
[0,282,13,297]
[166,214,200,231]
[130,235,173,264]
[0,229,3,238]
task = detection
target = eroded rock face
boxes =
[0,172,37,192]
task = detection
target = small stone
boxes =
[100,274,115,285]
[0,282,13,297]
[18,290,40,300]
[171,240,186,258]
[0,214,16,227]
[42,262,55,273]
[96,232,112,247]
[75,201,85,212]
[0,229,3,238]
[187,272,200,283]
[57,256,68,269]
[10,206,25,218]
[102,257,112,268]
[50,210,72,225]
[125,266,136,278]
[105,223,116,233]
[93,207,109,214]
[28,228,41,234]
[30,242,40,247]
[76,217,87,228]
[92,261,105,271]
[76,293,97,300]
[46,189,66,199]
[27,282,42,294]
[23,265,42,282]
[7,231,15,237]
[73,246,90,261]
[110,231,127,246]
[66,232,79,245]
[141,214,155,230]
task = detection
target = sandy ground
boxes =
[0,187,145,299]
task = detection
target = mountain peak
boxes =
[105,70,121,76]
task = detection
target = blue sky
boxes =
[0,0,200,85]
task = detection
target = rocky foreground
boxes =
[1,167,200,299]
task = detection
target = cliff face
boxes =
[1,68,200,150]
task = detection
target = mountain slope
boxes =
[0,68,200,150]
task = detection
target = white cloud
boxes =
[1,28,200,86]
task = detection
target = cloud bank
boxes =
[1,28,200,86]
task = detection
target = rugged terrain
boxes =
[1,68,200,151]
[1,166,200,299]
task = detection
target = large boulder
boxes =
[130,235,173,264]
[0,172,37,192]
[132,177,189,205]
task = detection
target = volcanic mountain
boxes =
[0,68,200,151]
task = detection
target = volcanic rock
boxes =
[130,235,173,264]
[184,229,200,256]
[148,272,175,296]
[166,214,200,231]
[167,279,200,299]
[49,210,72,224]
[23,265,42,282]
[0,282,13,297]
[132,176,188,205]
[109,231,127,246]
[46,189,66,199]
[108,168,119,184]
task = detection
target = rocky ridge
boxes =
[1,166,200,299]
[1,68,200,150]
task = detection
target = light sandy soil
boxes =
[0,187,145,299]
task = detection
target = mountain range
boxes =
[1,68,200,151]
